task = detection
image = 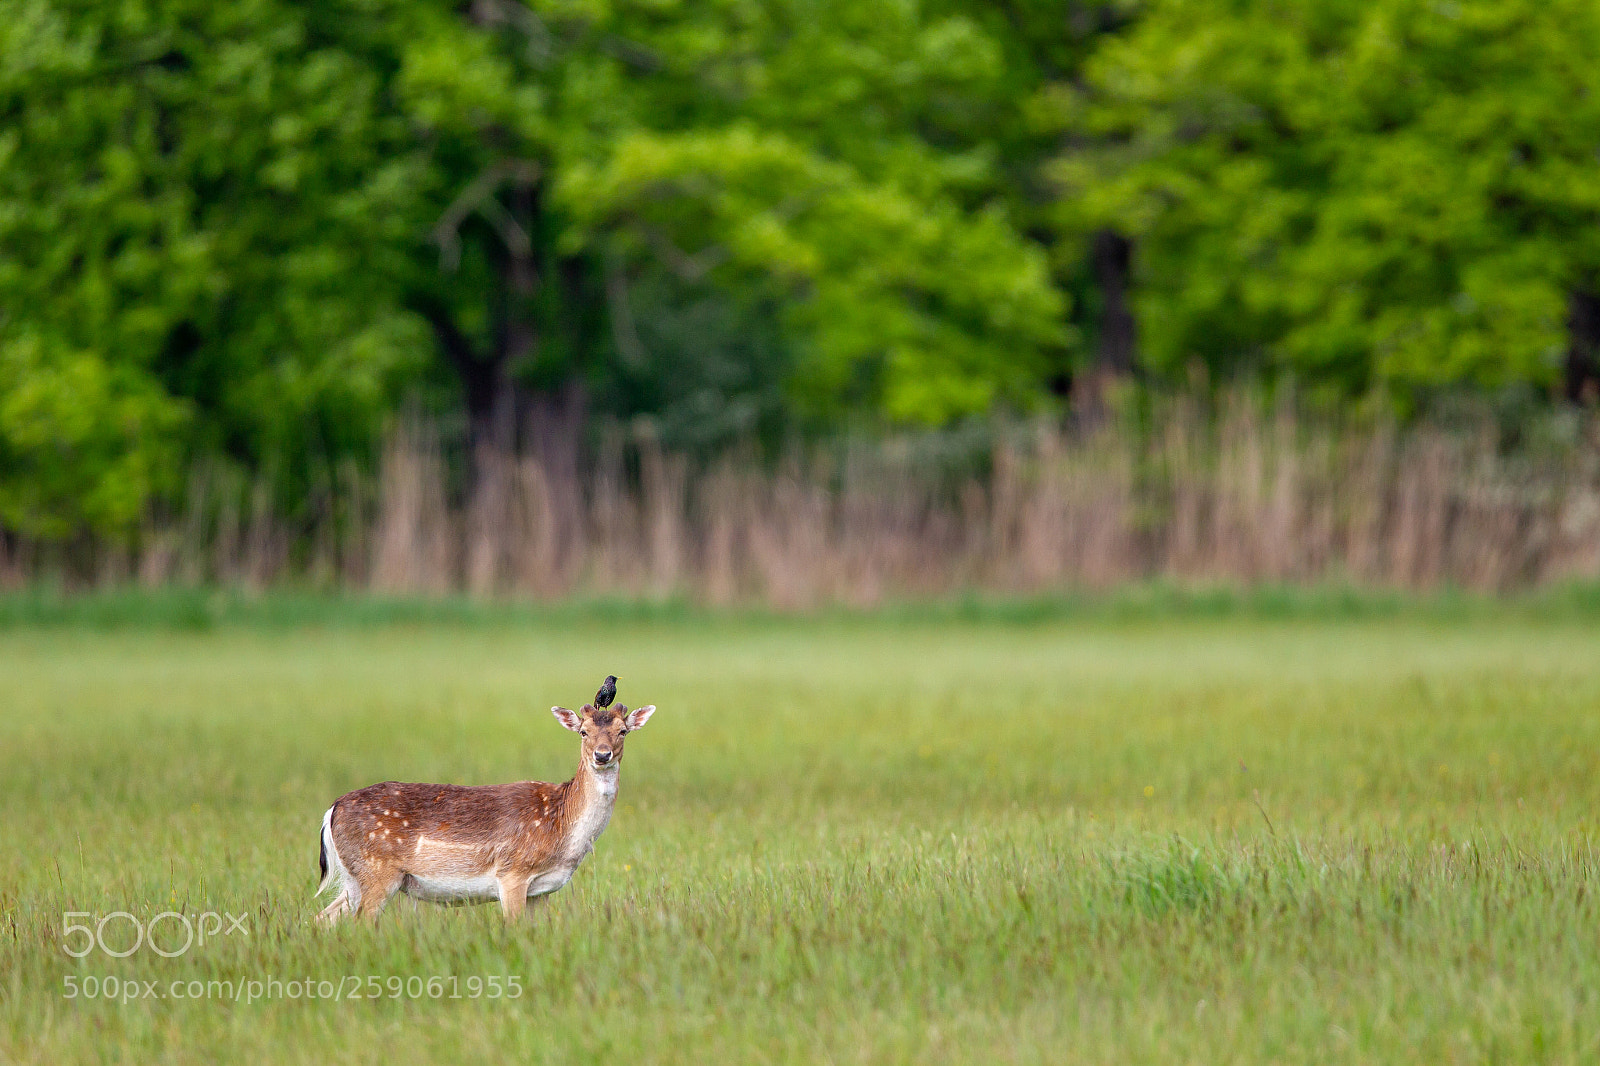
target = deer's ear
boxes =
[552,706,582,733]
[624,704,657,731]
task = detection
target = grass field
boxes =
[2,596,1598,1062]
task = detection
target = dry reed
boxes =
[5,393,1599,603]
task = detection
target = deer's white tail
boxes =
[316,804,358,922]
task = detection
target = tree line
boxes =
[3,0,1599,543]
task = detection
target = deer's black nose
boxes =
[594,749,613,764]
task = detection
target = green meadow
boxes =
[2,596,1598,1063]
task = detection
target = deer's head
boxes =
[552,702,657,771]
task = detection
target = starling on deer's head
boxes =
[594,675,618,709]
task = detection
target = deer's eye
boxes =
[579,728,588,737]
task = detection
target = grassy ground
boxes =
[1,598,1597,1062]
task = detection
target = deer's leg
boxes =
[317,888,354,925]
[355,867,402,920]
[497,873,531,920]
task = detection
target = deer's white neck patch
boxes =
[560,767,619,867]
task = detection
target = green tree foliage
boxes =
[1,0,1070,540]
[418,0,1066,430]
[565,125,1062,424]
[0,0,437,537]
[1053,0,1600,396]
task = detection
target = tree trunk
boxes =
[1091,228,1137,378]
[1567,289,1600,405]
[419,172,593,590]
[416,300,516,452]
[1075,229,1138,423]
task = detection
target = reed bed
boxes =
[6,394,1599,602]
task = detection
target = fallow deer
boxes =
[315,701,657,922]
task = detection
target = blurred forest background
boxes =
[4,0,1600,600]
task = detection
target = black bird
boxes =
[594,675,618,709]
